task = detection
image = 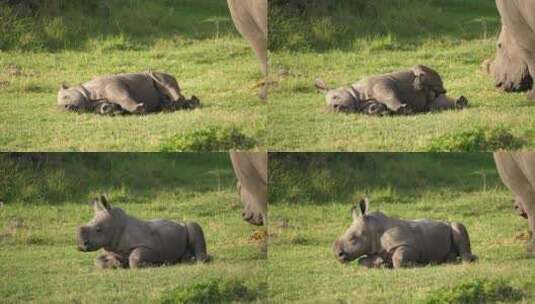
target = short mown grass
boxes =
[0,154,267,303]
[0,1,266,151]
[268,153,535,303]
[267,0,535,151]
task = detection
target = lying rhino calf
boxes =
[333,198,476,268]
[77,195,209,268]
[58,71,200,115]
[316,65,468,115]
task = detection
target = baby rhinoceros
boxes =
[58,71,200,115]
[333,198,476,269]
[315,65,468,116]
[77,195,209,269]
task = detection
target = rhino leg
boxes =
[95,251,126,269]
[371,83,408,113]
[391,246,418,268]
[104,82,145,113]
[185,222,210,263]
[358,255,387,268]
[429,95,468,111]
[450,222,476,263]
[494,153,535,255]
[128,247,160,268]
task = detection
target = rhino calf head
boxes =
[57,83,92,112]
[314,79,358,113]
[77,195,122,252]
[333,198,376,263]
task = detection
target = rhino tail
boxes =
[185,222,211,263]
[450,222,476,263]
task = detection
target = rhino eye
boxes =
[96,226,102,233]
[497,43,502,48]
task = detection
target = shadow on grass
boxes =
[269,0,500,53]
[1,0,236,51]
[0,153,235,205]
[269,153,501,205]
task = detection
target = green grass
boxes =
[268,153,535,303]
[0,1,266,151]
[0,154,267,303]
[267,0,535,151]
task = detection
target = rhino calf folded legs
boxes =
[77,195,209,269]
[316,65,468,116]
[58,71,200,115]
[333,197,476,269]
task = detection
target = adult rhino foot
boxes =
[242,209,263,226]
[456,96,468,109]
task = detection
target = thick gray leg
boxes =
[128,247,159,268]
[391,246,418,268]
[372,84,407,112]
[494,153,535,255]
[95,251,126,269]
[358,255,386,268]
[185,222,210,263]
[450,222,476,263]
[104,83,144,113]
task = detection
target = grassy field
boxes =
[267,0,535,151]
[268,153,535,303]
[0,1,266,151]
[0,154,267,303]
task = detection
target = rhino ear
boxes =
[359,197,369,216]
[314,78,329,92]
[92,195,111,213]
[60,82,69,90]
[411,65,426,91]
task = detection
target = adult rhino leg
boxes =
[227,0,268,100]
[391,246,418,268]
[229,152,268,226]
[185,222,210,263]
[494,152,535,255]
[450,222,476,262]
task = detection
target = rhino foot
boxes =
[363,102,389,116]
[242,209,264,226]
[456,96,468,109]
[95,253,125,269]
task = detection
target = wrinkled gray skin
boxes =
[333,198,476,268]
[494,152,535,255]
[316,65,468,115]
[482,0,535,98]
[227,0,268,100]
[77,196,209,268]
[58,71,199,114]
[230,152,267,226]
